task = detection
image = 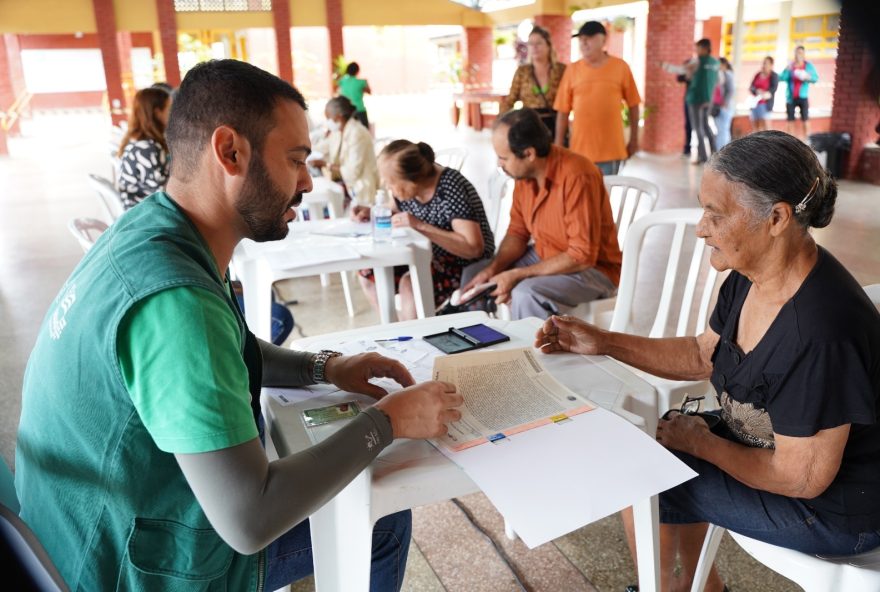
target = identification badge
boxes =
[302,402,361,427]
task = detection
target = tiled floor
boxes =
[3,105,879,592]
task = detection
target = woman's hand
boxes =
[391,212,423,232]
[533,315,605,356]
[350,204,371,223]
[656,411,712,455]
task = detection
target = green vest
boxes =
[686,55,720,105]
[15,192,265,591]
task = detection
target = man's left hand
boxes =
[656,411,711,456]
[323,353,415,399]
[490,269,522,305]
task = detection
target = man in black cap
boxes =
[553,21,641,175]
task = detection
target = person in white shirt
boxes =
[310,96,379,206]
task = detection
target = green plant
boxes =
[332,54,348,80]
[622,104,655,127]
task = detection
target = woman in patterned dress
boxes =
[536,131,880,592]
[115,87,172,209]
[352,140,495,320]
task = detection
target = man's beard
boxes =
[236,155,300,242]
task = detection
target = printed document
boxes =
[433,348,593,451]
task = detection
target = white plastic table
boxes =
[232,219,434,342]
[265,312,663,592]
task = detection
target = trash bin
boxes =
[809,132,851,178]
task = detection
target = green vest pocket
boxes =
[127,517,234,581]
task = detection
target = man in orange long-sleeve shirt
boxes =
[461,108,621,319]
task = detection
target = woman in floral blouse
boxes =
[499,26,567,133]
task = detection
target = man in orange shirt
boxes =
[461,108,621,320]
[554,21,641,175]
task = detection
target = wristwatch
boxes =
[311,350,342,384]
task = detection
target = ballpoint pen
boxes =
[374,336,413,343]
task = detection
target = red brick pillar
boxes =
[326,0,344,93]
[0,35,15,155]
[92,0,129,126]
[534,14,572,64]
[272,0,293,84]
[155,0,181,87]
[463,26,493,91]
[1,34,26,137]
[642,0,695,154]
[830,2,879,180]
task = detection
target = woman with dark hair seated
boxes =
[116,87,172,208]
[351,140,495,320]
[535,131,880,592]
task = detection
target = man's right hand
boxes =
[534,315,605,356]
[350,204,371,223]
[461,267,495,294]
[373,381,462,439]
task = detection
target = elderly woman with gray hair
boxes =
[310,95,379,205]
[535,131,880,592]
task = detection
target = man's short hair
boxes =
[346,62,360,76]
[166,59,307,180]
[495,108,552,158]
[696,38,712,53]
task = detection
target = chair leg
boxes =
[340,271,355,317]
[504,518,516,540]
[690,524,725,592]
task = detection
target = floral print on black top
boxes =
[116,138,169,209]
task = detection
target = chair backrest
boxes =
[1,459,69,591]
[610,208,721,338]
[87,173,125,222]
[603,175,660,247]
[434,147,468,171]
[864,283,880,310]
[485,168,514,244]
[67,218,109,253]
[373,136,393,155]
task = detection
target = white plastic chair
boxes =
[690,283,880,592]
[373,136,393,155]
[67,218,108,253]
[571,175,660,327]
[608,208,722,419]
[434,147,468,171]
[485,167,513,241]
[87,173,125,223]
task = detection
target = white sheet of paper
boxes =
[264,245,362,270]
[309,221,373,238]
[438,407,696,549]
[265,384,340,407]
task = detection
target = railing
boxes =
[1,91,33,132]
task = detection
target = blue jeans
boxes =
[661,430,880,556]
[713,107,734,150]
[264,511,412,591]
[595,160,623,176]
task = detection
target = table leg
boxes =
[633,495,660,592]
[310,470,374,592]
[408,244,435,319]
[239,258,274,342]
[373,266,398,323]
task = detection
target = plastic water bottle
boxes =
[371,190,392,243]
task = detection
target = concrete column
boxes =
[830,2,880,180]
[326,0,344,93]
[731,0,744,77]
[463,26,493,91]
[534,14,572,64]
[272,0,293,84]
[155,0,181,87]
[642,0,695,154]
[92,0,129,126]
[774,1,793,71]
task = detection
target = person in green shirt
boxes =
[685,38,720,165]
[15,59,462,592]
[337,62,372,128]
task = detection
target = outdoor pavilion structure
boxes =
[0,0,877,177]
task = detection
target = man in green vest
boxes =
[685,38,720,165]
[15,59,463,591]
